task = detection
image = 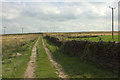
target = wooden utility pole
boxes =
[109,6,116,39]
[22,28,23,33]
[112,8,114,39]
[3,26,6,34]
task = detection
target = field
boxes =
[2,34,39,78]
[1,32,119,78]
[44,31,119,42]
[2,34,39,60]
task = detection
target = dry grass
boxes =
[2,34,39,78]
[2,34,38,49]
[44,31,118,37]
[2,34,39,60]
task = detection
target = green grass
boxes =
[81,35,119,42]
[65,35,119,42]
[44,39,118,78]
[35,36,57,78]
[2,41,28,60]
[2,37,38,78]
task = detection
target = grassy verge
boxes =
[35,36,57,78]
[44,39,118,78]
[2,37,38,78]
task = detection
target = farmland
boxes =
[43,31,119,42]
[1,32,119,78]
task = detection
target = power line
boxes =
[109,6,116,39]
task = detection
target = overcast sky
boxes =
[1,0,119,34]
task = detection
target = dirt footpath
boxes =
[42,39,68,78]
[24,37,40,78]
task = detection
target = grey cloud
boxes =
[2,2,118,34]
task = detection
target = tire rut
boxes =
[42,39,68,79]
[24,37,40,78]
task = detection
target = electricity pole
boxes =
[22,28,23,33]
[3,26,6,34]
[109,6,116,39]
